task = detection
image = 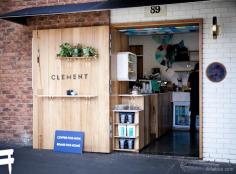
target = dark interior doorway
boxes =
[111,19,203,159]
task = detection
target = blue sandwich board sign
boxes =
[54,130,84,154]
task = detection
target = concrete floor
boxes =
[0,147,236,174]
[141,131,199,157]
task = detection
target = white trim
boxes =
[0,149,14,174]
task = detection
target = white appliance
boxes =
[117,52,137,81]
[173,101,191,129]
[173,102,199,129]
[172,92,199,129]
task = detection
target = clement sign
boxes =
[51,74,88,80]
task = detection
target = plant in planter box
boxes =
[57,43,74,57]
[72,44,83,57]
[82,46,98,57]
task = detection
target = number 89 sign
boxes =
[144,5,167,17]
[150,5,161,14]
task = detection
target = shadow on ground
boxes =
[0,147,235,174]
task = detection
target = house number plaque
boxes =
[144,5,167,17]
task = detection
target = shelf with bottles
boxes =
[173,60,198,72]
[113,138,139,152]
[112,110,143,152]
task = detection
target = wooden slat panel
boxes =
[32,31,39,148]
[110,28,129,151]
[199,19,203,159]
[33,26,110,153]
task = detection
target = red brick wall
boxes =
[29,11,110,30]
[0,0,108,146]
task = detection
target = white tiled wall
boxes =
[111,0,236,163]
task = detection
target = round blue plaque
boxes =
[206,62,227,82]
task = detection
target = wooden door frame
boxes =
[111,18,203,159]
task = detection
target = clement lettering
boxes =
[51,74,89,80]
[51,75,56,80]
[78,74,83,79]
[67,75,72,80]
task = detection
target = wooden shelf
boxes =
[113,123,139,126]
[57,56,97,60]
[112,109,143,112]
[113,148,139,152]
[174,69,193,72]
[114,136,139,139]
[173,61,198,64]
[113,110,143,153]
[36,95,98,98]
[189,50,199,53]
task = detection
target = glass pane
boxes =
[175,105,190,126]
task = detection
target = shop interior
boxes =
[111,24,200,157]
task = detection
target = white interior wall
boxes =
[129,32,199,85]
[111,0,236,163]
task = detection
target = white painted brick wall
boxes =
[111,0,236,163]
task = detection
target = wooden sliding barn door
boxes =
[32,26,110,153]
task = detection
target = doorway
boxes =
[110,19,203,159]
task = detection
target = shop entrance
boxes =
[110,19,203,158]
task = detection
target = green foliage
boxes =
[57,43,73,57]
[82,47,98,57]
[72,44,83,57]
[57,43,97,58]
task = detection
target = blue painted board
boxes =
[54,130,84,154]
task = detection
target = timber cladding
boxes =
[32,26,110,152]
[0,0,109,145]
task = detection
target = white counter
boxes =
[171,92,190,102]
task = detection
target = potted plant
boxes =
[82,46,98,57]
[72,44,83,57]
[57,43,73,57]
[57,43,98,58]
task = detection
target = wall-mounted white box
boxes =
[117,52,137,81]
